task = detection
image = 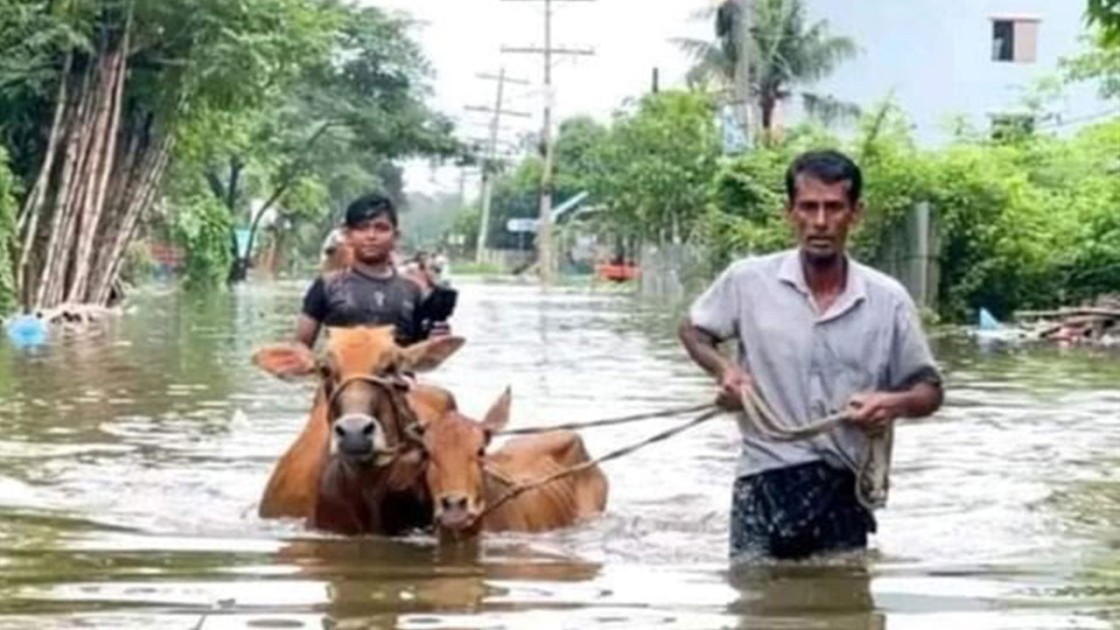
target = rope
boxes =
[736,385,892,511]
[495,402,716,436]
[461,384,893,528]
[472,406,723,524]
[328,374,426,452]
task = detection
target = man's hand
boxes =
[846,392,901,431]
[715,365,752,411]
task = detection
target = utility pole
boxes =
[469,69,530,265]
[735,0,755,146]
[501,0,595,286]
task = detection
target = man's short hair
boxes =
[345,193,398,229]
[785,149,862,205]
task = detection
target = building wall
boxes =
[790,0,1112,144]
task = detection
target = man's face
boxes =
[786,175,861,265]
[345,214,397,264]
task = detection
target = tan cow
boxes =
[419,388,609,542]
[252,325,463,535]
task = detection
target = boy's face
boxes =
[345,214,397,265]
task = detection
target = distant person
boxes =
[401,251,456,338]
[296,193,455,348]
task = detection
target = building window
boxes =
[991,17,1039,63]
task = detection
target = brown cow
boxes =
[419,388,609,542]
[252,325,463,535]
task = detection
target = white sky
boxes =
[368,0,714,196]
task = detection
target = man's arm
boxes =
[296,314,321,348]
[848,297,944,429]
[847,380,942,429]
[678,320,736,380]
[296,277,328,348]
[679,262,750,410]
[679,320,750,411]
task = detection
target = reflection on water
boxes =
[0,278,1118,629]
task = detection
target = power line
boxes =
[470,68,532,264]
[1036,109,1120,130]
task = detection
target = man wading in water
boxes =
[679,149,944,561]
[296,193,455,349]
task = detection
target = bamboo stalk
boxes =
[93,137,172,305]
[16,53,74,304]
[34,58,97,308]
[66,49,116,302]
[70,19,131,302]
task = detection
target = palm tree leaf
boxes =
[671,36,734,85]
[671,36,719,61]
[802,92,862,127]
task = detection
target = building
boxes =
[789,0,1115,143]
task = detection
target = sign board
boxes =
[235,228,252,258]
[506,218,538,233]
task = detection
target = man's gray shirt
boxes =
[689,248,942,480]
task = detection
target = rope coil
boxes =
[736,385,892,511]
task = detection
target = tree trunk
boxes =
[91,136,173,305]
[17,52,74,307]
[759,94,776,145]
[20,5,160,311]
[69,15,131,302]
[34,59,98,308]
[231,121,335,284]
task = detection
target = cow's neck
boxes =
[479,464,517,530]
[318,457,388,532]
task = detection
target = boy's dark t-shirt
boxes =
[301,268,425,345]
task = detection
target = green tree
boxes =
[700,99,1120,321]
[553,116,609,192]
[0,147,17,313]
[1087,0,1120,46]
[2,0,335,308]
[1063,30,1120,99]
[676,0,859,142]
[589,91,721,245]
[197,3,459,283]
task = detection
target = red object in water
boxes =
[595,262,640,282]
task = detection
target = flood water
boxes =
[1,277,1118,630]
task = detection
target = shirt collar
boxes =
[778,248,868,320]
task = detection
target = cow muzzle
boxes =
[331,413,392,465]
[435,493,480,531]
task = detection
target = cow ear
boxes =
[481,386,512,441]
[399,335,465,373]
[251,343,319,380]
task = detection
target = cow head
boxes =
[419,387,511,537]
[252,326,464,466]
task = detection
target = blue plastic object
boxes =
[4,314,48,348]
[978,307,1001,331]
